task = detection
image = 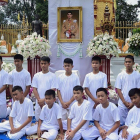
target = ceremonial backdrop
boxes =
[48,0,94,83]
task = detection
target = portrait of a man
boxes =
[57,7,82,42]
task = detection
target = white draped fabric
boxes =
[48,0,94,84]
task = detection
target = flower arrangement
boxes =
[2,62,15,73]
[128,33,140,56]
[29,87,36,102]
[108,89,119,101]
[18,32,51,59]
[122,63,140,73]
[87,33,119,59]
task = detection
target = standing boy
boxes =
[26,89,64,140]
[82,88,120,140]
[7,54,31,98]
[63,85,92,140]
[0,86,34,139]
[57,58,80,120]
[32,56,58,121]
[0,56,8,118]
[83,56,107,110]
[119,88,140,140]
[115,55,140,125]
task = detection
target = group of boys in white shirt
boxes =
[0,54,140,140]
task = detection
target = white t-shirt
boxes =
[93,102,120,132]
[0,69,8,105]
[115,70,140,108]
[10,97,34,128]
[39,103,62,130]
[32,71,58,100]
[83,71,107,106]
[58,73,80,108]
[68,100,92,131]
[7,69,31,97]
[125,106,140,134]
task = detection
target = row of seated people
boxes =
[0,54,139,139]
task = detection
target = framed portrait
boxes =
[57,7,83,42]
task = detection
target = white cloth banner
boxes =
[48,0,94,84]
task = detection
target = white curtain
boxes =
[48,0,94,84]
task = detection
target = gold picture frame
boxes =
[57,7,83,42]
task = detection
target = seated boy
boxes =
[0,56,8,118]
[119,88,140,140]
[0,86,34,140]
[26,90,64,140]
[82,88,120,140]
[63,85,92,140]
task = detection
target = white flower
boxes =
[18,32,51,59]
[2,62,15,73]
[87,33,119,58]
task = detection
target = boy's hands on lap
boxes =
[132,135,140,140]
[10,127,21,134]
[99,127,106,139]
[66,130,75,140]
[37,128,42,138]
[66,129,72,135]
[122,129,128,139]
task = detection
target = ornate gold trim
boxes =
[57,7,83,43]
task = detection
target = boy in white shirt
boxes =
[57,58,80,120]
[63,85,92,140]
[82,88,120,140]
[119,88,140,140]
[0,56,8,118]
[26,89,64,140]
[32,56,58,121]
[83,56,107,110]
[7,54,31,98]
[115,55,140,125]
[0,86,34,140]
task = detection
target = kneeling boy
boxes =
[82,88,120,140]
[26,90,64,140]
[119,88,140,140]
[0,86,34,140]
[63,85,92,140]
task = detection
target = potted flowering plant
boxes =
[18,32,51,59]
[128,33,140,56]
[87,33,119,59]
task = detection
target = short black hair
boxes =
[92,56,101,63]
[73,85,83,93]
[0,56,2,61]
[67,11,72,14]
[96,88,108,95]
[125,55,134,62]
[14,54,23,61]
[45,89,55,98]
[12,86,23,92]
[129,88,140,97]
[40,56,50,63]
[64,58,73,65]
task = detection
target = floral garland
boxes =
[18,32,51,59]
[108,89,119,101]
[87,33,119,59]
[2,62,15,73]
